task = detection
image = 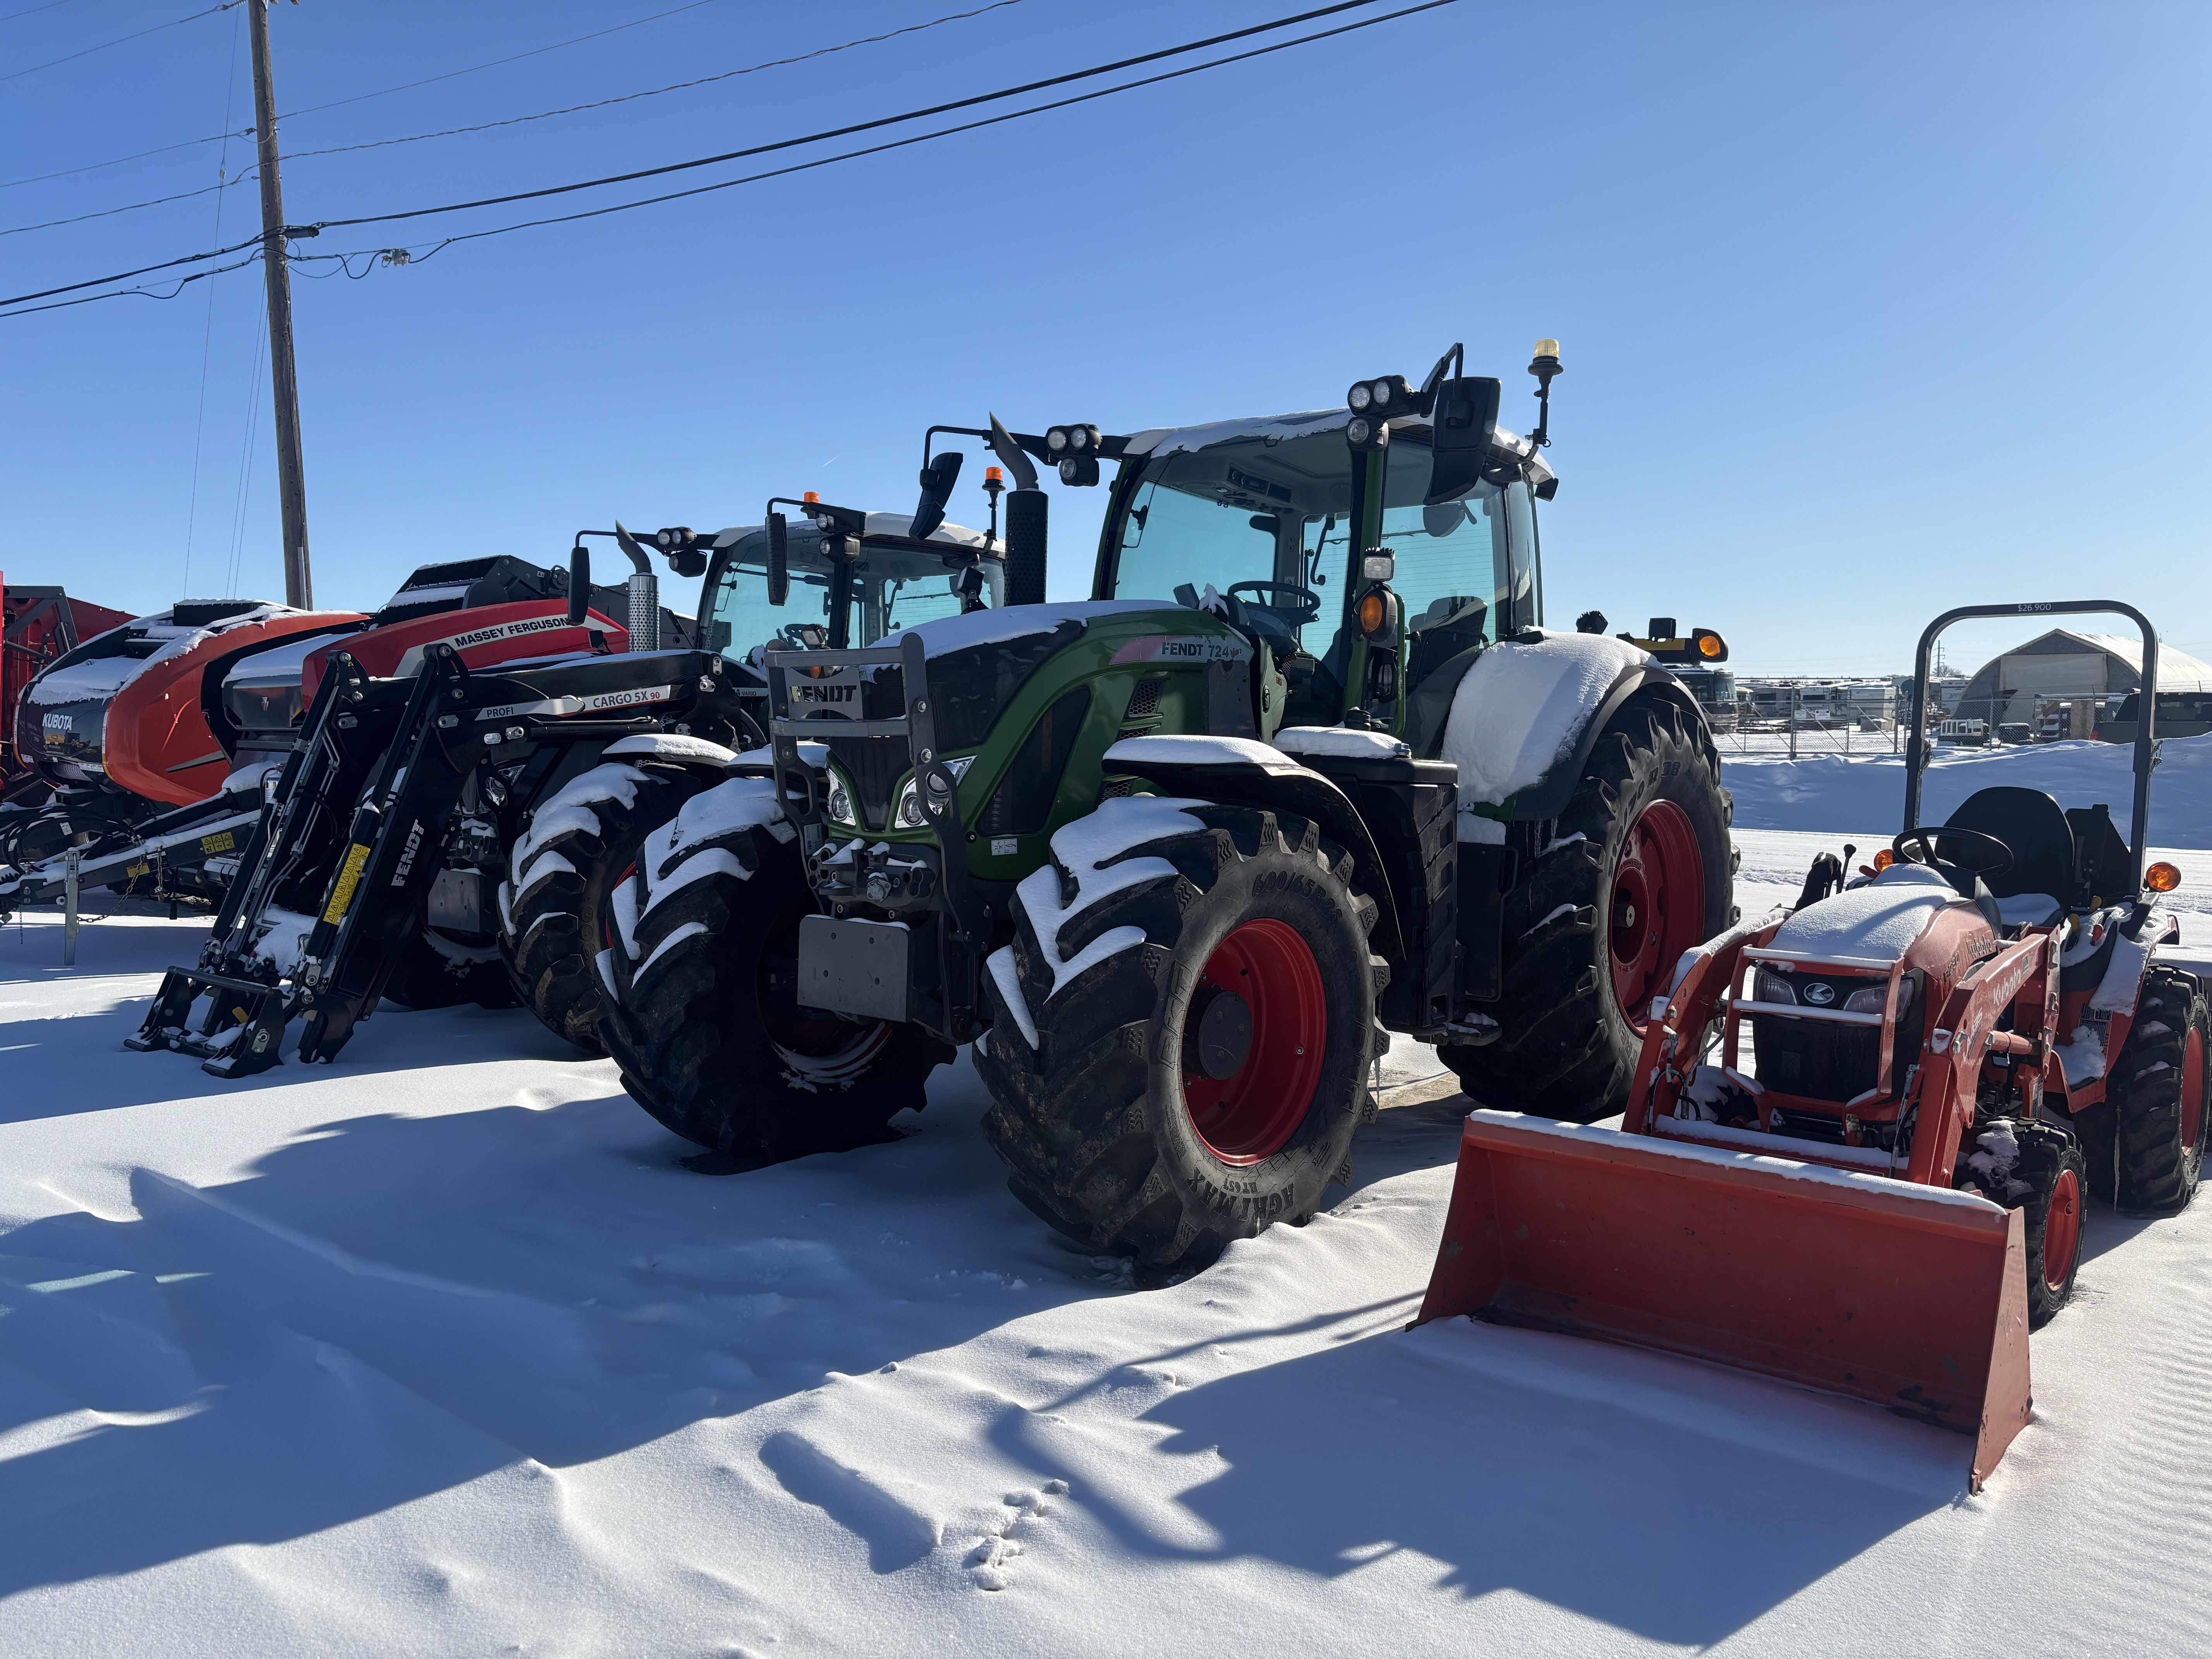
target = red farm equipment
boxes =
[2,575,132,805]
[1417,600,2206,1489]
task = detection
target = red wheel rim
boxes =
[1608,798,1706,1034]
[2044,1167,2082,1294]
[2184,1027,2207,1156]
[1181,917,1327,1166]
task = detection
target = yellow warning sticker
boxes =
[322,843,373,924]
[199,830,236,855]
[127,861,151,879]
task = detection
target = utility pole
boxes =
[248,0,311,609]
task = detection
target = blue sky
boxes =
[3,0,2207,675]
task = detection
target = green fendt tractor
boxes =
[602,343,1737,1274]
[500,510,1003,1053]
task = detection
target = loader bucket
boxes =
[1417,1111,2033,1489]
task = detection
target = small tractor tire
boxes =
[1444,699,1733,1122]
[601,776,951,1159]
[501,759,722,1054]
[2102,965,2210,1214]
[2012,1123,2088,1327]
[975,801,1384,1281]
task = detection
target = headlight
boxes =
[1068,425,1089,451]
[1347,416,1374,446]
[1370,378,1395,406]
[1753,967,1796,1005]
[1843,976,1916,1016]
[893,756,974,828]
[826,769,855,825]
[1046,427,1068,453]
[1347,382,1372,411]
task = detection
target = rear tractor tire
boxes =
[2103,964,2210,1214]
[1444,700,1733,1123]
[500,757,727,1053]
[600,775,952,1160]
[974,798,1385,1281]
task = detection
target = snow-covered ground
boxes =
[1,785,2209,1652]
[1725,730,2212,848]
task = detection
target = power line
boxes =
[0,0,1451,316]
[0,0,1022,227]
[0,0,723,189]
[0,231,265,309]
[0,251,262,318]
[314,0,1402,234]
[0,172,256,238]
[332,1,1458,259]
[277,0,727,122]
[0,130,249,196]
[0,0,82,23]
[270,0,1028,166]
[0,0,237,85]
[183,0,250,598]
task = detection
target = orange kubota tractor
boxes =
[1417,600,2206,1489]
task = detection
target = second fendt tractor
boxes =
[603,341,1740,1274]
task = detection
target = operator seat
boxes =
[1941,786,2073,930]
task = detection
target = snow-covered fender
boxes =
[1098,733,1409,974]
[1440,630,1712,826]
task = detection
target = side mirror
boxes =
[566,544,591,627]
[766,512,790,606]
[1424,375,1502,506]
[911,450,963,543]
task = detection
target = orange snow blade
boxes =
[1417,1112,2032,1489]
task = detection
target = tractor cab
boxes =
[699,513,1001,666]
[1097,404,1550,744]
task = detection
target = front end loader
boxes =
[1417,599,2206,1488]
[603,341,1741,1275]
[127,544,755,1076]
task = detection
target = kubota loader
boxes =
[1416,599,2207,1489]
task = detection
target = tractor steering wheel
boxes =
[1894,825,2015,878]
[1226,581,1322,627]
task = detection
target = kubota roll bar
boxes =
[1905,600,2158,898]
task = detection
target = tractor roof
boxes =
[710,515,993,554]
[1120,408,1557,492]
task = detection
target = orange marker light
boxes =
[803,491,820,505]
[1872,849,1896,873]
[1698,633,1726,658]
[1358,591,1390,636]
[986,466,1004,483]
[2146,861,2181,893]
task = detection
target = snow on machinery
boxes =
[1416,599,2206,1489]
[500,509,1005,1052]
[599,340,1740,1275]
[126,541,754,1076]
[1,596,369,914]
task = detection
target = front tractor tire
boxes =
[500,757,726,1053]
[975,799,1385,1281]
[600,775,952,1161]
[1445,699,1734,1122]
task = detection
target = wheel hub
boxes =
[1607,797,1706,1034]
[1188,986,1254,1080]
[1181,917,1326,1166]
[2044,1166,2083,1294]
